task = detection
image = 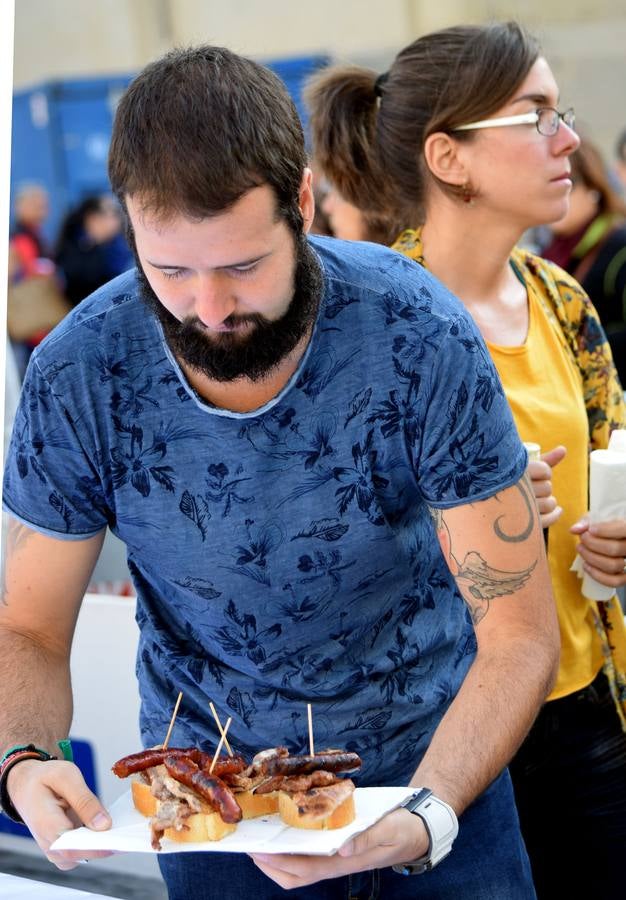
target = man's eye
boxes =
[161,269,185,280]
[230,262,258,275]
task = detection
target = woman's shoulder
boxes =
[511,246,592,328]
[390,228,425,264]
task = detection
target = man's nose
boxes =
[195,273,236,329]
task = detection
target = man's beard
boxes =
[137,235,323,383]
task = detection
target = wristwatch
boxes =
[392,788,459,875]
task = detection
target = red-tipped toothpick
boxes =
[209,717,232,774]
[209,701,233,757]
[162,691,183,751]
[307,703,315,756]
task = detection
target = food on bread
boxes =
[224,746,290,818]
[278,779,356,830]
[131,775,237,841]
[234,787,281,818]
[264,749,362,830]
[113,744,363,844]
[113,747,245,849]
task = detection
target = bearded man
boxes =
[1,45,557,900]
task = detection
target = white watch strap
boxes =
[393,789,459,875]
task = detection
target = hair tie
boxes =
[374,72,389,98]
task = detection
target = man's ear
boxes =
[299,168,315,234]
[423,132,469,190]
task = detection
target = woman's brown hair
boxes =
[305,22,540,227]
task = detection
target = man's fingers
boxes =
[46,851,80,871]
[47,765,111,830]
[9,760,112,871]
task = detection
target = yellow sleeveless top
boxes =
[393,228,626,715]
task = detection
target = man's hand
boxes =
[527,445,566,529]
[250,808,428,890]
[571,517,626,589]
[7,759,113,870]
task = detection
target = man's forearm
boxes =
[411,632,557,814]
[0,519,103,759]
[0,628,74,758]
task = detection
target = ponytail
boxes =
[304,66,392,216]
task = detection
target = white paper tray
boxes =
[51,786,415,856]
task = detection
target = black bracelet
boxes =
[0,747,56,824]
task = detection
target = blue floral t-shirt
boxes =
[3,236,526,786]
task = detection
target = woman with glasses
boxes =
[306,21,626,900]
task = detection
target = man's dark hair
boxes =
[108,45,307,233]
[616,129,626,164]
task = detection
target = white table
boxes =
[0,872,116,898]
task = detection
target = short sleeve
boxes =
[2,356,110,538]
[413,316,527,507]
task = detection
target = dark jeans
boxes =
[158,769,535,899]
[510,669,626,900]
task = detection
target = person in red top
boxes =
[10,183,52,276]
[9,183,58,373]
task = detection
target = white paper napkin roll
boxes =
[571,430,626,601]
[523,442,541,462]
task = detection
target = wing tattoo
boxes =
[456,551,536,600]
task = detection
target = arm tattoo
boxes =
[1,520,34,607]
[429,497,537,626]
[494,476,535,543]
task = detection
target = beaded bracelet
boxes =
[0,745,56,824]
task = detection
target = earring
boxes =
[461,181,475,206]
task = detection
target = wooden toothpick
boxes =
[209,717,232,774]
[307,703,315,756]
[209,701,233,757]
[162,691,183,751]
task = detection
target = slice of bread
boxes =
[278,787,355,830]
[162,807,237,842]
[132,778,158,817]
[235,789,280,819]
[132,777,235,841]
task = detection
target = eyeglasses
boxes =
[454,107,576,137]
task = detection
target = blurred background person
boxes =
[54,194,131,307]
[542,136,626,384]
[9,182,53,278]
[321,183,400,243]
[8,183,66,376]
[306,21,626,899]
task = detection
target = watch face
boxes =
[403,788,432,813]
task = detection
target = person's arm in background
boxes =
[0,518,113,869]
[548,264,626,586]
[252,473,559,890]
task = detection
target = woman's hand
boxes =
[7,758,114,870]
[250,807,429,890]
[571,517,626,589]
[527,445,567,529]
